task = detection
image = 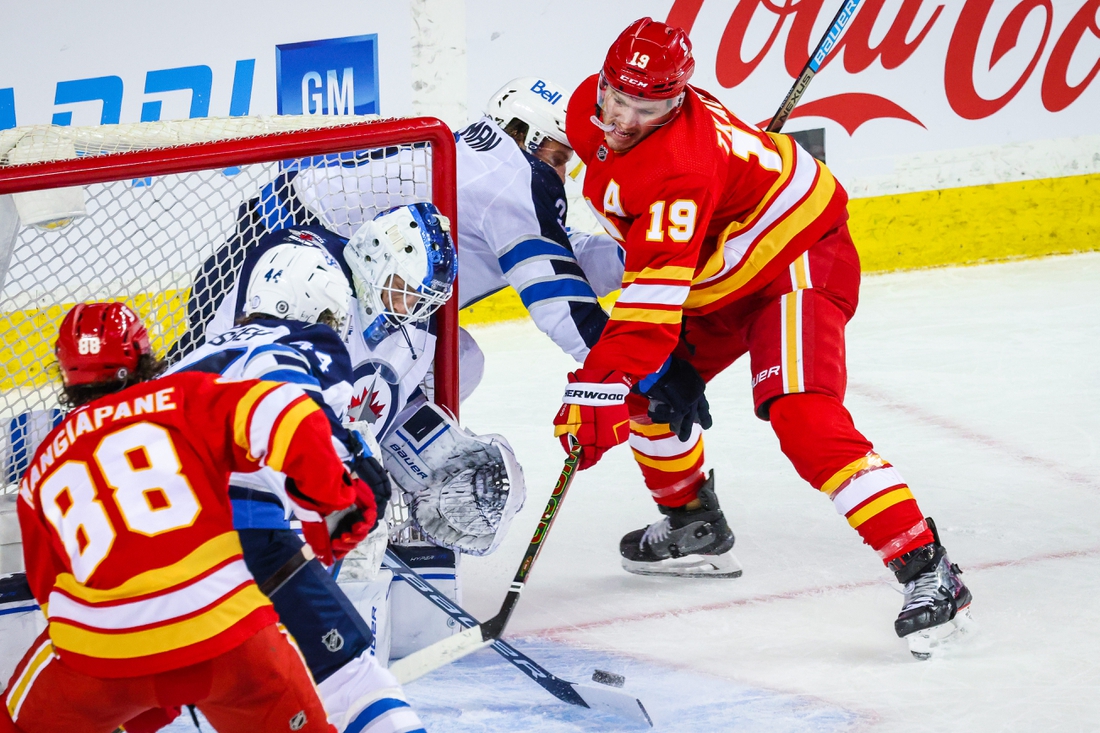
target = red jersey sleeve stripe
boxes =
[266,396,321,473]
[233,381,281,460]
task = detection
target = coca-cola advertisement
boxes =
[662,0,1099,189]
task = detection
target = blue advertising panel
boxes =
[276,34,379,116]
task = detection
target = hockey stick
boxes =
[766,0,865,133]
[383,548,653,727]
[386,443,583,680]
[480,441,582,639]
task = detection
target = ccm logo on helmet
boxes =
[529,79,563,105]
[564,388,625,402]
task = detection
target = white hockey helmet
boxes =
[244,241,353,336]
[344,202,457,337]
[486,77,571,154]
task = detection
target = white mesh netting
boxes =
[0,115,438,492]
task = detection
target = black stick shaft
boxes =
[766,0,865,133]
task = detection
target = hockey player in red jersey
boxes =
[553,17,973,658]
[0,302,372,732]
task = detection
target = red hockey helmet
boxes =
[602,17,695,100]
[55,302,151,387]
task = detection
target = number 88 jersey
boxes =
[15,371,348,678]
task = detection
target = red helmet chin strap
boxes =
[55,302,152,388]
[602,17,695,101]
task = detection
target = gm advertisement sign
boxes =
[276,34,380,116]
[0,0,412,130]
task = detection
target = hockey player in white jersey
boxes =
[183,203,526,557]
[145,241,427,733]
[453,77,620,363]
[179,77,626,373]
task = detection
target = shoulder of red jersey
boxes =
[565,74,604,165]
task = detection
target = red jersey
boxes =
[566,74,848,379]
[16,372,352,678]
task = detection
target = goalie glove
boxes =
[638,357,712,442]
[301,475,378,566]
[382,400,526,556]
[553,368,633,470]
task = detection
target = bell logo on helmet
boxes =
[529,79,563,106]
[77,336,101,355]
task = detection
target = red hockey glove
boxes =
[301,477,379,566]
[553,368,633,470]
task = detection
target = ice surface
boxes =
[165,253,1100,732]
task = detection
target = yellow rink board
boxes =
[3,171,1096,389]
[459,171,1099,326]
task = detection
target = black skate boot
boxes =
[889,517,974,659]
[619,471,742,578]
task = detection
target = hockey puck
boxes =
[591,669,625,688]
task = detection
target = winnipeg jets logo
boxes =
[350,387,387,420]
[321,628,344,652]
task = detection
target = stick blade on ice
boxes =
[570,683,653,727]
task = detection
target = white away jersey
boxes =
[180,225,435,442]
[166,317,356,527]
[454,117,609,362]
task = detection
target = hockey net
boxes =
[0,115,459,496]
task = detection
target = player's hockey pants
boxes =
[1,624,334,733]
[240,529,426,733]
[627,221,935,562]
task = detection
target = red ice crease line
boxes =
[847,382,1100,490]
[528,544,1100,639]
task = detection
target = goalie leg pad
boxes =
[317,652,425,733]
[381,401,525,556]
[0,574,44,685]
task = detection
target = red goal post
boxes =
[0,115,459,489]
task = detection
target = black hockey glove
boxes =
[640,357,712,442]
[346,431,393,513]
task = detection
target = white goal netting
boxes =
[0,115,453,495]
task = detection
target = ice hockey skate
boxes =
[889,517,975,659]
[620,471,742,578]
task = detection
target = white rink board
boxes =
[3,1,1099,194]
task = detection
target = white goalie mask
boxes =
[486,77,571,154]
[344,202,457,339]
[244,242,353,337]
[382,401,526,556]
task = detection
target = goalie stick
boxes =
[383,548,653,727]
[766,0,865,133]
[387,444,583,679]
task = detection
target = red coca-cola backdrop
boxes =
[657,0,1098,173]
